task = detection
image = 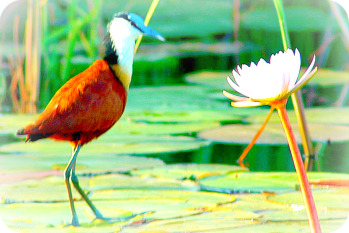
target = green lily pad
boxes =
[0,201,132,232]
[185,71,229,89]
[1,187,235,232]
[90,174,199,191]
[0,152,164,176]
[91,189,235,221]
[269,188,349,210]
[127,85,227,112]
[121,209,259,233]
[1,135,210,156]
[132,163,247,180]
[0,174,199,203]
[199,172,349,193]
[125,110,242,125]
[197,123,349,144]
[248,107,349,126]
[224,193,348,232]
[108,119,220,136]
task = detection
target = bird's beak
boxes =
[141,25,166,42]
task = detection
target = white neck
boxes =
[113,38,135,87]
[108,18,141,91]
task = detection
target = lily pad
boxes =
[248,107,349,126]
[132,163,247,180]
[0,201,132,232]
[185,71,229,89]
[90,174,199,191]
[127,85,227,112]
[125,110,242,125]
[199,172,349,193]
[0,152,164,177]
[1,135,210,156]
[108,119,220,136]
[0,174,199,203]
[121,209,259,233]
[269,188,349,210]
[197,123,349,144]
[1,187,235,232]
[226,193,348,231]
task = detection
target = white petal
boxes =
[294,55,316,88]
[222,90,249,101]
[231,100,265,108]
[289,66,317,94]
[288,48,301,87]
[231,69,242,85]
[226,76,251,97]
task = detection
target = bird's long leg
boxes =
[70,158,104,219]
[70,147,146,222]
[64,144,81,227]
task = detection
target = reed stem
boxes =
[134,0,160,54]
[272,0,315,171]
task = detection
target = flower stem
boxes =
[238,107,275,167]
[276,104,321,233]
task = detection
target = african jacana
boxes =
[17,12,164,226]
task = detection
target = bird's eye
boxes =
[130,21,144,33]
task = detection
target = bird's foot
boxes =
[64,217,80,227]
[93,211,150,223]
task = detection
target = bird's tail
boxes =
[17,127,52,142]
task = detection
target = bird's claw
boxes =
[93,211,150,223]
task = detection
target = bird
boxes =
[16,12,165,226]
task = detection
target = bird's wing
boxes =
[25,60,126,135]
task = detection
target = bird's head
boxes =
[108,12,165,43]
[104,12,164,91]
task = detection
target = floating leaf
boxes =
[127,85,227,112]
[248,107,349,126]
[90,174,199,191]
[125,110,242,125]
[108,119,220,136]
[1,135,210,156]
[132,163,247,180]
[0,174,199,203]
[199,172,349,193]
[198,123,349,144]
[269,188,349,210]
[0,152,164,177]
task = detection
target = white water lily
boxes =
[223,49,317,107]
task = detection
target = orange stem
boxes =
[276,103,321,233]
[238,107,275,167]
